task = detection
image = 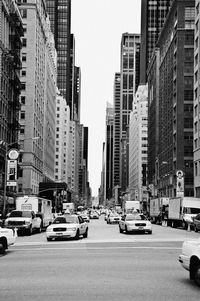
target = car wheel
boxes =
[182,221,187,230]
[119,225,123,233]
[148,230,152,234]
[194,264,200,287]
[194,225,198,232]
[83,228,88,238]
[27,226,32,236]
[75,229,80,240]
[47,237,52,241]
[125,226,129,234]
[0,239,7,255]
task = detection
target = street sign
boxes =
[7,159,17,186]
[7,181,17,186]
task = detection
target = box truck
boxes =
[16,196,53,227]
[167,197,200,229]
[149,197,169,224]
[123,201,140,214]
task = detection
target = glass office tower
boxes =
[45,0,71,104]
[140,0,172,84]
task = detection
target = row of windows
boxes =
[195,161,200,176]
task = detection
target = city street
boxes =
[0,216,200,301]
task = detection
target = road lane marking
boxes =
[13,237,189,247]
[11,246,181,251]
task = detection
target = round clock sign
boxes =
[8,149,19,160]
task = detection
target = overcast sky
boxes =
[71,0,141,196]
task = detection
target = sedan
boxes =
[193,213,200,232]
[119,213,152,234]
[89,211,99,219]
[107,213,121,224]
[179,238,200,287]
[80,213,90,223]
[46,215,88,241]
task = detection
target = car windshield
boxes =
[53,216,78,224]
[110,213,119,217]
[9,210,32,218]
[187,208,200,214]
[125,214,146,221]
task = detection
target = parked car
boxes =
[46,214,88,241]
[179,238,200,287]
[119,213,152,234]
[4,210,42,235]
[107,213,121,224]
[0,226,17,254]
[193,213,200,232]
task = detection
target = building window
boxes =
[22,53,27,62]
[20,127,25,134]
[20,111,25,119]
[195,162,198,176]
[21,69,26,77]
[21,9,27,18]
[21,82,26,90]
[22,38,27,47]
[21,96,26,104]
[194,139,198,149]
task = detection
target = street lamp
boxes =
[0,137,40,217]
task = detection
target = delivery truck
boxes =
[149,197,169,224]
[15,195,53,228]
[167,197,200,229]
[123,200,140,214]
[63,202,75,213]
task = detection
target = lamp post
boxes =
[0,137,39,217]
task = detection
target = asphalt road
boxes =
[0,216,200,301]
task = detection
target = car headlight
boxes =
[67,227,76,231]
[126,222,133,226]
[47,227,53,232]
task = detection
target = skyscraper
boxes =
[17,0,57,195]
[156,0,195,197]
[105,102,114,200]
[120,33,140,192]
[113,73,121,188]
[140,0,172,84]
[45,0,71,104]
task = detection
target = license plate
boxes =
[56,233,63,236]
[138,227,143,230]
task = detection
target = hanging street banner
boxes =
[176,170,184,197]
[7,159,17,186]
